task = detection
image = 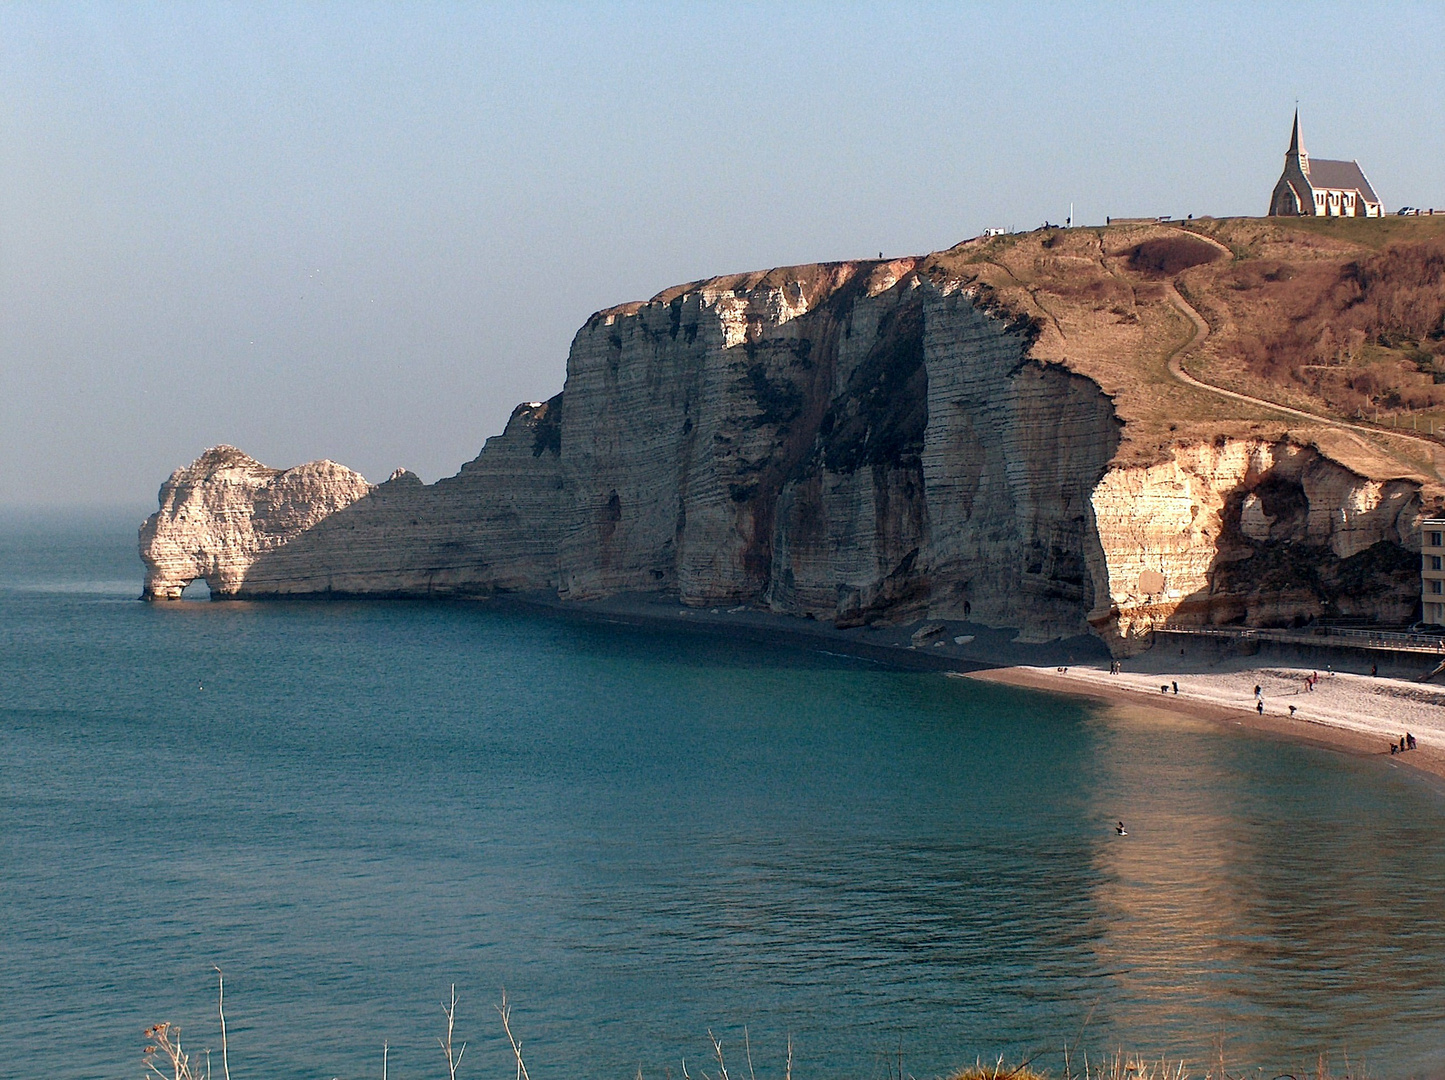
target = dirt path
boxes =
[1161,278,1445,471]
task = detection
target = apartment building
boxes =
[1423,519,1445,626]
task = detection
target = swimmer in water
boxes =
[1116,821,1127,836]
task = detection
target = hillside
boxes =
[139,217,1445,655]
[925,216,1445,492]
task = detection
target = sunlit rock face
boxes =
[551,259,1121,643]
[139,446,373,600]
[140,400,567,601]
[141,257,1426,658]
[1088,439,1422,654]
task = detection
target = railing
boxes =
[1157,623,1445,654]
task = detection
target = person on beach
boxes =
[1372,663,1378,677]
[1289,705,1297,717]
[1257,700,1264,715]
[1172,681,1179,694]
[1392,741,1400,755]
[1408,732,1417,750]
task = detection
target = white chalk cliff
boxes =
[141,246,1429,655]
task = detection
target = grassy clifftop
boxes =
[922,216,1445,499]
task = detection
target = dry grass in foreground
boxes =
[141,976,1375,1080]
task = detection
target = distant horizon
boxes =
[5,2,1444,508]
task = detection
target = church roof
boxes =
[1307,158,1380,203]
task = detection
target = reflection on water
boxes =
[1088,704,1445,1072]
[3,514,1445,1080]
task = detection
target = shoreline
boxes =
[189,587,1445,788]
[492,591,1445,787]
[964,664,1445,786]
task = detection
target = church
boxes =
[1268,111,1384,217]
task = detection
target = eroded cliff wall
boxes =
[1089,439,1423,651]
[142,225,1437,655]
[140,446,374,600]
[235,399,566,598]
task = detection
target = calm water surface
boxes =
[3,512,1445,1079]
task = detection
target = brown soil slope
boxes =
[914,215,1445,501]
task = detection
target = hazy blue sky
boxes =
[4,2,1443,508]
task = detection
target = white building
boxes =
[1422,519,1445,626]
[1268,110,1384,218]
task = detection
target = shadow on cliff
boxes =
[1164,474,1420,632]
[235,394,567,599]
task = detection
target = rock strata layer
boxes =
[140,446,373,600]
[141,228,1438,655]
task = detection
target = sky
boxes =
[3,2,1444,509]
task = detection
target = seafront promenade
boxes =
[1158,623,1445,657]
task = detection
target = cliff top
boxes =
[602,216,1445,497]
[925,216,1445,496]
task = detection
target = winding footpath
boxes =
[1161,272,1444,459]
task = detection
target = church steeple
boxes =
[1287,108,1308,172]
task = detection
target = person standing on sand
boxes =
[1172,681,1179,694]
[1257,700,1264,715]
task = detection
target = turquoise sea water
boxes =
[4,512,1445,1080]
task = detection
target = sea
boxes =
[4,509,1445,1080]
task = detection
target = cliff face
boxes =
[142,220,1445,654]
[140,446,373,600]
[224,400,564,598]
[1090,440,1422,651]
[551,258,1115,644]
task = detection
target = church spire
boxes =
[1288,108,1304,156]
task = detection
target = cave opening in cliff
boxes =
[180,578,211,600]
